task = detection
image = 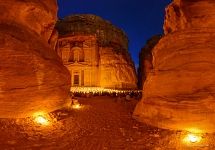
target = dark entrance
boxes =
[74,75,79,85]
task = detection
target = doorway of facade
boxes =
[73,74,79,86]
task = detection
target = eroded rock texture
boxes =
[134,0,215,133]
[56,14,137,89]
[0,0,71,118]
[138,35,161,89]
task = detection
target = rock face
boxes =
[0,0,71,118]
[56,14,137,89]
[138,35,161,89]
[134,0,215,133]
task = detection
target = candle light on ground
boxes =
[187,134,200,143]
[35,115,49,125]
[33,112,50,126]
[183,133,202,144]
[71,99,82,109]
[72,104,81,109]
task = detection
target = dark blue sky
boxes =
[57,0,171,66]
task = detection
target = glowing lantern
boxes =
[72,104,81,109]
[183,133,202,144]
[33,112,50,126]
[188,134,198,143]
[35,115,49,125]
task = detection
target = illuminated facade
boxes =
[56,14,137,89]
[57,35,100,87]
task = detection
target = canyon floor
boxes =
[0,96,214,150]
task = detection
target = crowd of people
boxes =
[70,90,142,100]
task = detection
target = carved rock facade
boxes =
[134,0,215,133]
[0,0,71,118]
[56,14,137,89]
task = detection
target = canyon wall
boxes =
[134,0,215,133]
[138,35,162,89]
[0,0,71,118]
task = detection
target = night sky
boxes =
[57,0,172,67]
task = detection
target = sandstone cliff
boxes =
[138,35,162,89]
[99,47,137,89]
[0,0,71,118]
[56,14,137,89]
[134,0,215,133]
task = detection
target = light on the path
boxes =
[33,112,50,126]
[35,115,49,125]
[71,99,82,109]
[183,133,202,144]
[72,104,81,109]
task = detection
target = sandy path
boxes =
[0,96,213,150]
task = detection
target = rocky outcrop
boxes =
[56,14,128,51]
[134,0,215,133]
[56,14,137,89]
[0,0,71,118]
[99,47,137,89]
[138,35,162,89]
